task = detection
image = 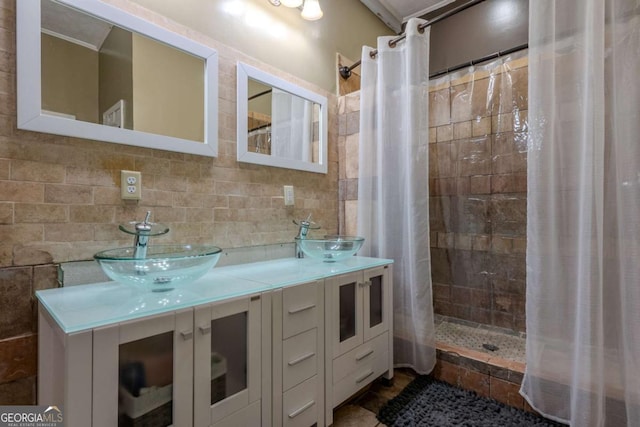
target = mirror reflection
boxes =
[40,0,205,142]
[237,62,328,174]
[247,79,321,163]
[17,0,218,156]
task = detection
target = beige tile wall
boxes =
[0,0,338,403]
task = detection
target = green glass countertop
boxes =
[36,256,392,333]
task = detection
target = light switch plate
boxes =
[121,170,141,200]
[283,185,294,206]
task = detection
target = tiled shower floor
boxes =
[434,316,526,364]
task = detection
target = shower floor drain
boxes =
[482,343,500,352]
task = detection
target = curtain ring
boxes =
[369,50,377,59]
[388,39,397,48]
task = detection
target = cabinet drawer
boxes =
[212,400,261,427]
[283,328,317,391]
[283,282,319,339]
[332,331,388,384]
[332,348,389,407]
[283,376,318,427]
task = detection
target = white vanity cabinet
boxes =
[272,280,324,427]
[37,256,394,427]
[324,265,393,425]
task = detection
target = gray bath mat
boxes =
[377,376,566,426]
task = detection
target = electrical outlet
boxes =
[121,170,141,200]
[283,185,294,206]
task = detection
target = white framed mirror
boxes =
[17,0,218,157]
[237,62,328,174]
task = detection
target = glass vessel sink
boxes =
[295,236,365,262]
[94,244,222,292]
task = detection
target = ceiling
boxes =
[41,0,113,51]
[360,0,457,33]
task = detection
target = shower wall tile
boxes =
[470,175,491,194]
[472,117,491,137]
[511,68,528,111]
[345,111,360,135]
[491,174,527,194]
[429,88,451,127]
[453,121,472,139]
[471,234,491,251]
[436,124,453,142]
[429,127,437,143]
[468,308,492,325]
[471,78,491,118]
[345,133,359,179]
[456,177,470,195]
[430,248,452,284]
[454,234,471,250]
[429,58,528,333]
[492,112,514,134]
[339,179,358,201]
[457,137,492,176]
[344,200,357,236]
[451,83,473,123]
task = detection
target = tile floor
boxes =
[332,318,526,426]
[332,369,417,427]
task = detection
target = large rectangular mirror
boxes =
[237,62,328,174]
[17,0,218,157]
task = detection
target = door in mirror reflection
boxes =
[40,0,205,142]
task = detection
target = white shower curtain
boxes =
[357,18,435,374]
[271,88,312,161]
[523,1,640,426]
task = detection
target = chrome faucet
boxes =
[133,211,153,259]
[294,214,319,258]
[119,211,169,259]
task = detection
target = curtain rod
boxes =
[429,43,528,79]
[339,0,485,80]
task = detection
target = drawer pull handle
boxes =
[288,400,315,418]
[198,325,211,334]
[288,352,315,366]
[355,349,374,361]
[288,303,316,314]
[180,330,193,340]
[356,370,374,384]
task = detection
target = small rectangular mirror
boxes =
[237,62,328,174]
[17,0,218,157]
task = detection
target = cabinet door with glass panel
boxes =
[328,265,390,358]
[92,309,194,427]
[193,294,263,427]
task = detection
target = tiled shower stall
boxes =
[338,53,531,407]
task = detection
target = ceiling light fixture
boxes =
[268,0,323,21]
[300,0,323,20]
